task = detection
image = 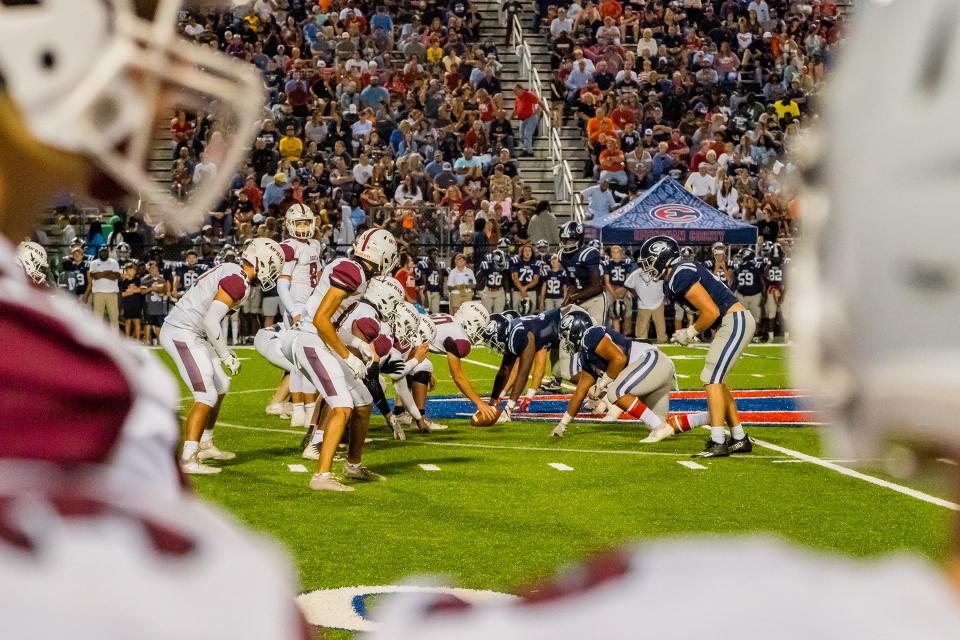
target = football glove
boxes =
[671,325,699,346]
[222,351,241,376]
[388,414,406,441]
[345,353,368,380]
[380,357,404,376]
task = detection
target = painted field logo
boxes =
[298,585,517,632]
[651,204,700,224]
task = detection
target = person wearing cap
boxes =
[446,253,477,314]
[263,172,289,210]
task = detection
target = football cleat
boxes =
[198,442,236,461]
[181,454,222,475]
[426,420,449,431]
[309,473,354,492]
[496,410,510,424]
[693,439,730,458]
[344,464,386,482]
[540,378,562,392]
[302,443,320,461]
[640,425,675,444]
[727,435,753,455]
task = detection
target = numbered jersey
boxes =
[164,263,249,334]
[764,261,786,289]
[335,300,392,358]
[605,259,632,287]
[505,308,561,355]
[174,263,209,292]
[734,260,764,296]
[426,314,472,358]
[416,260,445,293]
[280,238,324,309]
[478,259,510,291]
[542,268,566,299]
[302,257,369,333]
[704,259,731,286]
[510,258,540,286]
[559,245,601,291]
[664,260,739,317]
[61,257,89,297]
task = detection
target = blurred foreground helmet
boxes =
[791,0,960,459]
[0,0,263,233]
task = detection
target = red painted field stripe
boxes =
[526,389,802,402]
[519,410,817,424]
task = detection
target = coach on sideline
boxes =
[625,267,667,343]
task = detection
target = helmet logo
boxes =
[651,204,700,224]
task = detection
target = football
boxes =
[471,408,501,427]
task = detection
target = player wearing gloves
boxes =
[294,228,398,491]
[161,238,283,474]
[277,203,325,428]
[552,309,709,441]
[16,241,48,286]
[638,235,755,457]
[375,302,435,438]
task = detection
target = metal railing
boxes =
[509,13,585,222]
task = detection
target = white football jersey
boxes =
[371,537,960,640]
[426,313,471,358]
[0,238,181,497]
[279,238,324,313]
[336,300,392,359]
[302,257,369,334]
[164,263,249,334]
[0,478,306,639]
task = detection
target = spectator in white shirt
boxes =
[550,8,574,40]
[191,151,216,188]
[716,172,741,218]
[353,153,374,186]
[446,253,477,314]
[684,163,717,200]
[636,28,658,57]
[748,0,770,23]
[581,180,618,218]
[625,268,667,343]
[85,246,121,331]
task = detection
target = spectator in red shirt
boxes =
[512,83,544,157]
[393,253,418,303]
[598,138,627,185]
[599,0,622,21]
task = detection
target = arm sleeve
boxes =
[394,377,423,420]
[363,364,393,417]
[202,299,232,359]
[277,278,298,316]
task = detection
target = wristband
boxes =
[685,325,699,341]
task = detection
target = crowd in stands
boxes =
[558,0,842,233]
[158,0,562,264]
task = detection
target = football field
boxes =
[158,344,954,637]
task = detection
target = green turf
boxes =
[156,343,952,636]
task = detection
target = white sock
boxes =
[730,424,746,440]
[313,471,330,478]
[710,426,726,444]
[345,461,361,471]
[606,405,623,420]
[181,440,199,461]
[640,408,663,429]
[311,429,325,445]
[200,429,214,444]
[303,402,317,426]
[687,412,710,429]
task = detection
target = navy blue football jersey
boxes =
[764,260,786,287]
[175,263,209,291]
[62,257,89,297]
[510,257,540,286]
[605,259,633,287]
[559,245,601,291]
[416,260,445,293]
[578,326,634,378]
[505,308,562,355]
[541,267,566,299]
[733,259,764,296]
[664,261,739,316]
[478,259,510,290]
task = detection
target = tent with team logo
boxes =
[583,177,759,245]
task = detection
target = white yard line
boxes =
[548,462,574,471]
[418,464,441,471]
[216,421,303,435]
[753,437,960,511]
[287,464,309,473]
[677,460,706,470]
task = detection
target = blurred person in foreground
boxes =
[0,1,307,637]
[369,2,960,637]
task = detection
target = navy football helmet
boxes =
[638,235,681,282]
[586,238,602,251]
[610,298,627,320]
[482,314,511,353]
[559,220,584,251]
[501,309,520,322]
[559,308,593,353]
[518,296,534,316]
[534,239,550,255]
[491,249,509,271]
[680,246,696,260]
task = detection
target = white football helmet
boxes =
[791,0,960,459]
[16,241,48,285]
[365,276,405,320]
[284,203,316,240]
[352,228,398,274]
[0,0,263,234]
[454,301,490,344]
[241,238,284,291]
[391,302,424,350]
[418,315,438,346]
